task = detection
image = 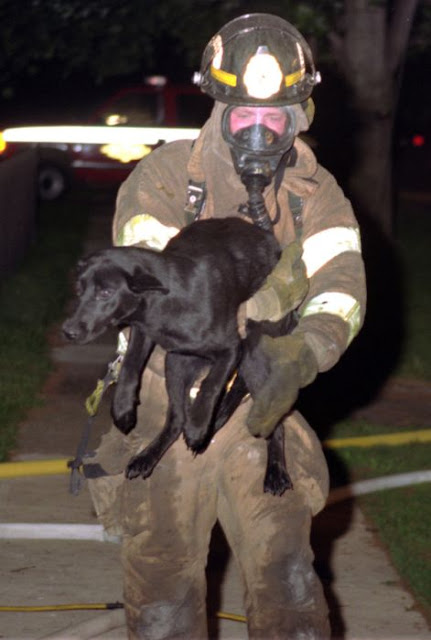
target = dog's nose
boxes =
[62,323,79,341]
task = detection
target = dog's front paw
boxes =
[125,453,156,480]
[112,407,137,435]
[263,463,293,496]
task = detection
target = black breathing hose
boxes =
[240,172,273,231]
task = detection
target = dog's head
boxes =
[62,249,168,344]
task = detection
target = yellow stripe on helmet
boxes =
[210,65,238,87]
[285,68,304,87]
[211,64,303,92]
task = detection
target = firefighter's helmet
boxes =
[195,13,320,107]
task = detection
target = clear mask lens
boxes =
[222,105,296,155]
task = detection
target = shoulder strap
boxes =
[288,191,304,241]
[184,179,304,235]
[184,137,207,224]
[184,145,305,236]
[275,148,304,241]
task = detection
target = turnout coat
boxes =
[86,102,366,534]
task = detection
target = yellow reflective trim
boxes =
[210,65,237,87]
[117,214,179,250]
[302,227,362,278]
[301,292,361,345]
[285,68,304,87]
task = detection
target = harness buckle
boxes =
[184,180,207,222]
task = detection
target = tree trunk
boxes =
[349,113,394,235]
[329,0,420,236]
[342,2,394,234]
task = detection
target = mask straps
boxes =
[272,147,298,227]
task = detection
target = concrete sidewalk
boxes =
[1,195,430,639]
[2,469,430,639]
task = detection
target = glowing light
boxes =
[412,134,425,147]
[2,125,201,146]
[105,114,128,126]
[100,143,152,163]
[145,75,167,87]
[0,132,6,154]
[243,52,283,99]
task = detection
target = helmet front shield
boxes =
[197,13,320,107]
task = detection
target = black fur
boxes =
[63,217,293,494]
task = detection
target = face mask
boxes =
[222,105,296,230]
[222,105,296,180]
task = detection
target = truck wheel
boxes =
[38,164,68,200]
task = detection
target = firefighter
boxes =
[85,13,366,639]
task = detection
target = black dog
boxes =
[63,217,293,495]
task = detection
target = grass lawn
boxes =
[394,196,431,380]
[327,418,431,618]
[323,196,431,619]
[295,194,431,621]
[0,193,90,460]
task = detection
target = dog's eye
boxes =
[95,288,114,300]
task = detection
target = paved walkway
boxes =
[1,193,430,639]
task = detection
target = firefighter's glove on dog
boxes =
[246,241,309,322]
[247,333,318,438]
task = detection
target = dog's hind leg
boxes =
[212,372,249,434]
[264,422,293,496]
[111,327,155,435]
[184,347,240,452]
[126,352,208,479]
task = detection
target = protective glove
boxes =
[246,241,309,322]
[247,332,318,438]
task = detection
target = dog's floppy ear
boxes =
[126,270,169,295]
[75,256,90,276]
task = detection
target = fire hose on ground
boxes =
[0,431,430,636]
